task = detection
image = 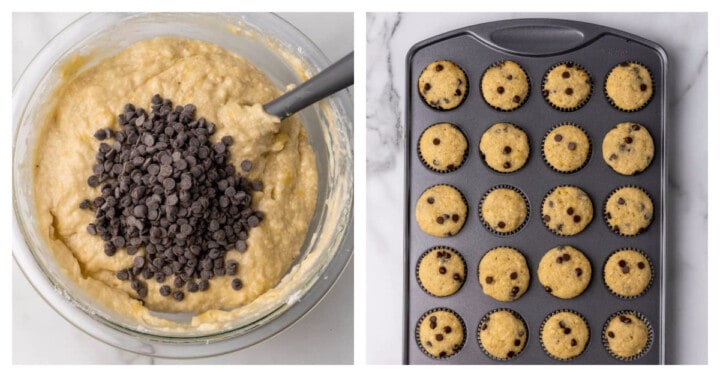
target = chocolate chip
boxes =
[424,83,431,92]
[543,215,551,223]
[638,262,646,269]
[507,351,515,358]
[497,86,505,94]
[620,62,630,67]
[545,286,552,293]
[435,64,444,72]
[609,153,617,161]
[451,214,459,222]
[567,207,574,215]
[556,223,564,231]
[543,90,549,97]
[497,221,507,229]
[444,326,452,334]
[640,83,648,91]
[618,260,627,268]
[432,138,440,145]
[571,339,577,346]
[454,89,462,96]
[446,164,454,170]
[436,216,445,224]
[435,334,444,341]
[567,142,577,151]
[173,291,184,301]
[439,351,447,357]
[572,215,581,223]
[485,276,494,284]
[575,268,582,277]
[503,161,511,169]
[564,328,571,335]
[427,197,435,204]
[501,146,512,155]
[439,267,447,274]
[116,270,129,281]
[565,88,574,95]
[622,266,630,274]
[231,278,243,290]
[159,285,171,296]
[556,257,564,264]
[453,273,461,281]
[554,134,563,142]
[620,315,632,324]
[624,137,633,144]
[512,95,521,103]
[510,272,518,280]
[481,323,488,331]
[562,71,570,79]
[514,339,521,346]
[510,286,519,296]
[608,331,615,338]
[559,321,566,329]
[563,253,570,261]
[429,322,437,330]
[506,74,513,80]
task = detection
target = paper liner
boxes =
[418,59,469,111]
[539,309,590,361]
[415,307,467,360]
[478,184,530,236]
[602,248,655,299]
[417,122,469,174]
[480,60,531,112]
[603,61,655,113]
[603,185,654,237]
[541,61,593,112]
[415,246,467,298]
[541,123,592,174]
[476,308,529,361]
[601,310,654,361]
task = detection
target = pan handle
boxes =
[466,18,608,57]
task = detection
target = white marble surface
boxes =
[12,12,353,364]
[366,12,707,364]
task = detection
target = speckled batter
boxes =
[480,61,529,111]
[480,187,527,234]
[541,311,590,360]
[605,61,653,111]
[537,245,592,299]
[602,122,654,175]
[542,186,593,236]
[543,124,590,173]
[417,247,466,297]
[604,312,650,359]
[418,60,468,110]
[478,309,528,360]
[543,62,592,110]
[417,308,465,358]
[479,122,530,173]
[604,249,653,298]
[418,122,467,172]
[604,187,654,236]
[478,247,530,302]
[416,185,467,237]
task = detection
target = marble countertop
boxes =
[366,12,707,364]
[12,12,353,364]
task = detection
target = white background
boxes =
[12,12,354,365]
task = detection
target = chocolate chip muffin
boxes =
[418,122,468,173]
[479,122,530,173]
[478,309,528,360]
[415,185,467,237]
[480,61,529,111]
[478,247,530,302]
[540,310,590,360]
[418,60,468,110]
[417,308,466,358]
[604,249,653,298]
[543,62,592,111]
[541,186,593,236]
[602,122,655,175]
[417,247,466,297]
[605,61,653,111]
[479,186,528,234]
[543,124,591,173]
[604,312,651,360]
[604,186,653,236]
[537,245,592,299]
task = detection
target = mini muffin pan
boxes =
[403,19,666,364]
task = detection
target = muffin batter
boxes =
[32,38,318,328]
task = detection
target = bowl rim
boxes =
[12,12,354,358]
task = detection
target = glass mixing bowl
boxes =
[12,13,353,358]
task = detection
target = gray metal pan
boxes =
[403,18,666,364]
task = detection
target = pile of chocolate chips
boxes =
[80,95,264,302]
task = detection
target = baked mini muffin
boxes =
[417,247,466,297]
[418,60,468,110]
[478,309,528,360]
[418,123,468,173]
[479,186,528,234]
[605,61,653,111]
[604,186,653,236]
[602,122,655,175]
[480,61,529,111]
[540,310,590,360]
[417,308,466,358]
[541,186,593,236]
[604,249,653,298]
[604,312,651,360]
[415,185,467,237]
[537,245,592,299]
[478,122,530,173]
[543,62,592,111]
[478,247,530,302]
[543,124,591,173]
